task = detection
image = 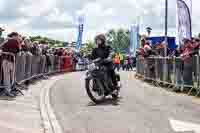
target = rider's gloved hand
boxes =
[101,58,112,64]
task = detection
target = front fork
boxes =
[115,69,121,86]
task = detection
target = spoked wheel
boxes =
[85,78,105,104]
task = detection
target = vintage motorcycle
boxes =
[85,58,121,104]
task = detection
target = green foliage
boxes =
[198,33,200,38]
[105,28,130,53]
[80,40,95,55]
[29,36,64,47]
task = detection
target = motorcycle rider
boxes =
[91,34,120,94]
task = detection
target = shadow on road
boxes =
[87,97,123,106]
[0,96,16,101]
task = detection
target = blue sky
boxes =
[0,0,198,42]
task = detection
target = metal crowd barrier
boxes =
[0,52,16,92]
[0,52,73,93]
[136,56,145,77]
[136,55,200,96]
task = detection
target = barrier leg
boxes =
[2,60,12,93]
[195,89,200,96]
[188,87,194,95]
[188,56,198,95]
[195,55,200,96]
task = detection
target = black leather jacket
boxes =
[91,45,112,60]
[91,45,112,66]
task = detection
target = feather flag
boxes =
[176,0,192,45]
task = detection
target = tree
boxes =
[29,36,64,47]
[80,40,95,55]
[0,27,4,37]
[105,29,130,53]
[198,33,200,39]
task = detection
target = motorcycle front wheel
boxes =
[85,78,105,104]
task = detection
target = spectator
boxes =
[141,39,146,47]
[54,48,59,56]
[136,39,146,58]
[72,54,78,71]
[57,48,63,56]
[22,38,32,53]
[1,32,21,54]
[124,56,130,71]
[155,41,164,56]
[119,53,124,69]
[30,42,41,56]
[191,38,200,55]
[171,45,181,57]
[129,56,135,69]
[143,42,152,58]
[113,54,120,71]
[127,56,132,71]
[181,39,193,62]
[0,32,22,97]
[180,39,194,86]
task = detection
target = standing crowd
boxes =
[0,32,74,57]
[136,36,200,60]
[136,35,200,86]
[0,32,75,97]
[112,53,136,71]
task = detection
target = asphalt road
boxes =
[50,71,200,133]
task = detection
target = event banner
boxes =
[76,16,84,51]
[176,0,192,45]
[76,24,84,50]
[129,24,139,56]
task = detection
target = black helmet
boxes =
[95,34,106,45]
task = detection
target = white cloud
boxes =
[80,2,102,16]
[19,0,56,17]
[0,0,6,13]
[14,18,30,28]
[47,9,73,24]
[0,0,200,42]
[104,8,114,16]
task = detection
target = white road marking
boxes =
[40,76,64,133]
[45,79,63,133]
[169,118,200,133]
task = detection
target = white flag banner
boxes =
[129,24,139,56]
[176,0,192,45]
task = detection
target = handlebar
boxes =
[93,58,101,63]
[92,58,112,64]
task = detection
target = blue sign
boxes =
[76,16,84,51]
[146,36,177,49]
